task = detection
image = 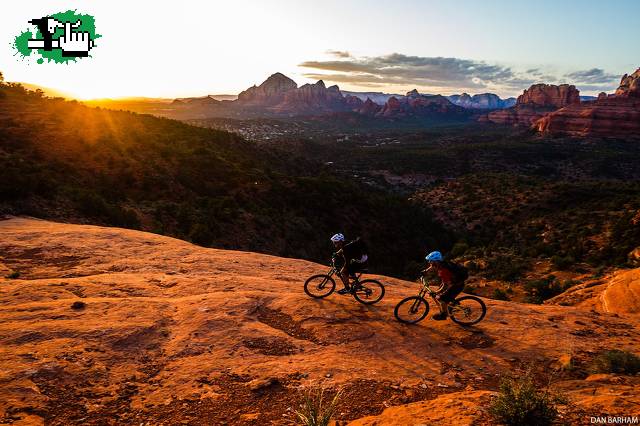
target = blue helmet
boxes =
[425,251,443,262]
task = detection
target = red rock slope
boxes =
[1,218,639,425]
[548,267,640,316]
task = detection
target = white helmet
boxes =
[330,233,345,243]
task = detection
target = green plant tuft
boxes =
[492,288,510,301]
[295,387,342,426]
[524,276,570,304]
[590,350,640,375]
[489,368,567,426]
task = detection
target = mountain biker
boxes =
[423,251,467,320]
[330,233,369,295]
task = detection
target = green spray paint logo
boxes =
[13,10,100,64]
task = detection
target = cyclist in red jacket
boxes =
[424,251,466,320]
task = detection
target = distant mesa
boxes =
[483,84,580,126]
[406,89,420,98]
[375,90,467,118]
[172,95,220,106]
[517,83,581,108]
[448,92,516,109]
[534,67,640,137]
[344,94,365,109]
[170,72,511,119]
[341,90,399,105]
[357,98,382,116]
[134,69,640,130]
[172,94,236,105]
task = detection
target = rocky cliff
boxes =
[615,68,640,98]
[484,84,580,126]
[356,98,382,116]
[227,74,355,115]
[517,84,580,108]
[534,68,640,137]
[277,80,348,113]
[236,72,297,105]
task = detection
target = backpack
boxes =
[346,237,368,258]
[443,260,468,282]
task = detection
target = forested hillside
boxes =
[0,82,451,276]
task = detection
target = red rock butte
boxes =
[535,68,640,136]
[484,84,580,126]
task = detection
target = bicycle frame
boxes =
[329,256,364,284]
[408,276,460,311]
[416,276,443,300]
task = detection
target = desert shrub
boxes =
[71,190,139,229]
[486,255,528,282]
[464,284,477,295]
[590,350,640,375]
[75,191,110,218]
[492,288,510,301]
[295,387,342,426]
[551,254,575,270]
[189,223,214,246]
[449,241,469,258]
[6,271,20,279]
[524,276,568,304]
[108,206,140,229]
[489,369,566,426]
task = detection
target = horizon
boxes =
[10,71,630,103]
[2,0,639,100]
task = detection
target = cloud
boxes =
[299,52,623,95]
[299,53,536,94]
[562,68,621,93]
[325,50,351,58]
[564,68,619,84]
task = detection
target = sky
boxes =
[1,0,639,99]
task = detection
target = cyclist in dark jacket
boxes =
[330,233,369,294]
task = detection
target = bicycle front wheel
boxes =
[394,296,429,324]
[448,295,486,325]
[304,274,336,298]
[353,279,385,305]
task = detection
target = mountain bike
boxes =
[394,276,486,325]
[304,255,385,305]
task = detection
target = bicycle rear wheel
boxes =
[394,296,429,324]
[304,274,336,298]
[448,295,486,325]
[353,279,385,304]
